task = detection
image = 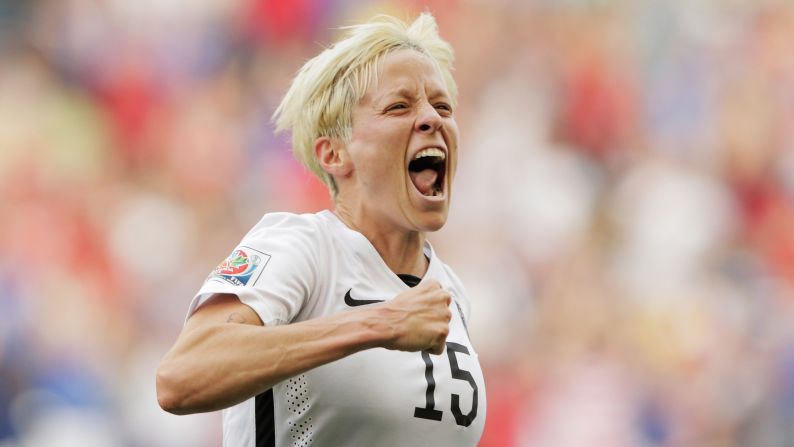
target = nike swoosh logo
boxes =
[344,289,385,307]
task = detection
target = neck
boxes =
[333,204,428,277]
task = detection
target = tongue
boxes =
[410,169,438,195]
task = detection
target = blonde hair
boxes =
[273,12,456,196]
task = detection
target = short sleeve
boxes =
[186,213,322,326]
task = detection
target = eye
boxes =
[434,103,453,115]
[386,103,408,112]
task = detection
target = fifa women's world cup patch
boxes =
[208,246,270,286]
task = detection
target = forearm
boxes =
[157,307,391,414]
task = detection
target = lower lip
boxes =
[417,191,445,202]
[408,178,446,203]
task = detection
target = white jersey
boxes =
[188,210,486,447]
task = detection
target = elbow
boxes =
[157,326,223,415]
[156,362,192,415]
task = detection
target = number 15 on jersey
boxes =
[414,342,479,427]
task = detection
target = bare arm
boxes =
[156,281,451,415]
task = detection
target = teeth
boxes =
[413,147,445,160]
[423,186,443,197]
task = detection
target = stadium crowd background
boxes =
[1,0,794,445]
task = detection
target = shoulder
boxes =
[238,211,333,266]
[243,211,330,245]
[247,211,325,235]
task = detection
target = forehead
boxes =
[366,49,449,100]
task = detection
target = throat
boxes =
[332,207,429,276]
[368,233,429,277]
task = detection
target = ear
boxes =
[315,136,352,179]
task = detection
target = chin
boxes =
[402,183,451,232]
[411,209,449,232]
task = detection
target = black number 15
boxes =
[413,342,479,427]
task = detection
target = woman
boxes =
[157,13,486,447]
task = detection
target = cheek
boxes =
[445,121,460,177]
[353,142,406,190]
[358,131,408,176]
[446,119,460,145]
[348,115,412,192]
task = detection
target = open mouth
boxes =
[408,147,446,197]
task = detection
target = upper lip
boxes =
[407,144,448,166]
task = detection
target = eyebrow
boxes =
[376,86,450,103]
[377,87,416,102]
[427,89,451,102]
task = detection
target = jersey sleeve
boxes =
[187,213,323,326]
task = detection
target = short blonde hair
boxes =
[273,12,456,196]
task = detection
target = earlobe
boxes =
[315,137,352,178]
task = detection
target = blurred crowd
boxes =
[1,0,794,446]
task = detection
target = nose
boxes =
[415,103,442,134]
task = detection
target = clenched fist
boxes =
[375,280,452,355]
